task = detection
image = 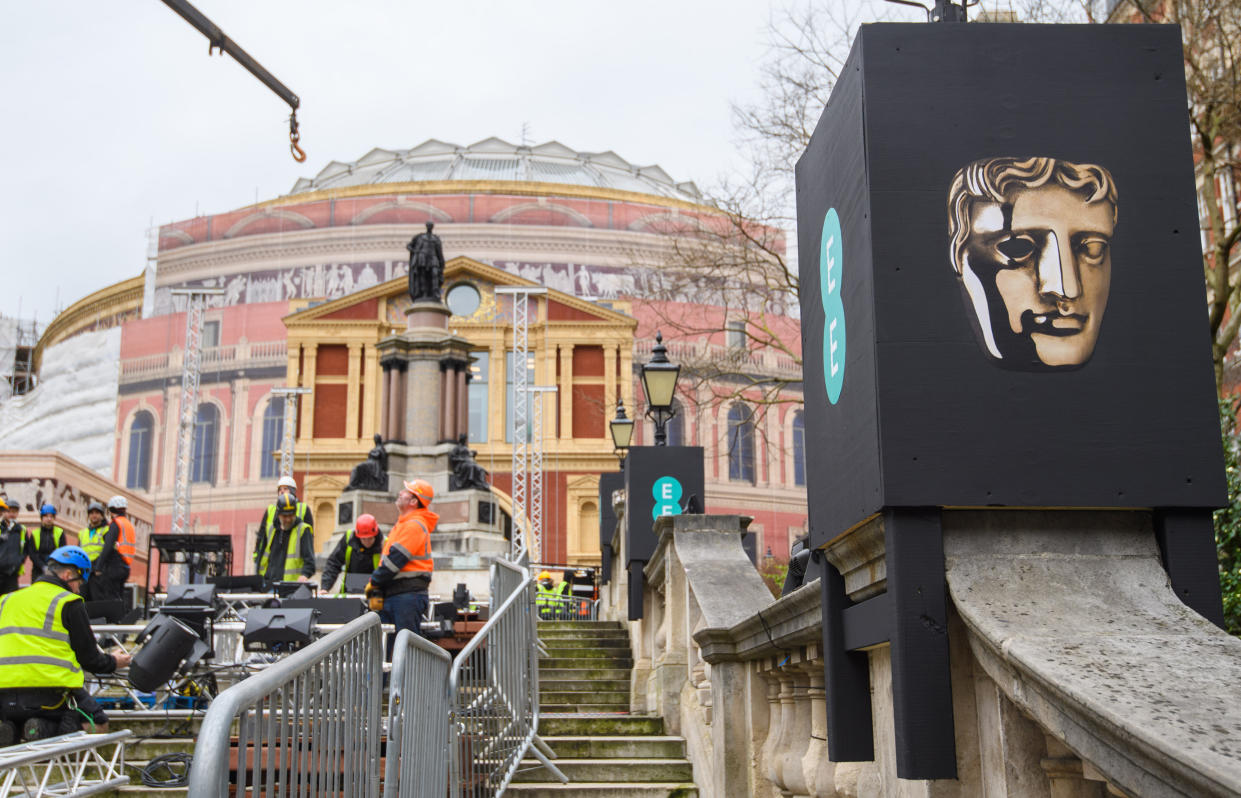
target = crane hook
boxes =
[289,111,306,163]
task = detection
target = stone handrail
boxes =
[119,340,287,383]
[603,510,1241,797]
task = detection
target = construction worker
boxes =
[254,476,313,575]
[256,494,316,586]
[368,479,435,639]
[535,570,558,619]
[0,498,25,595]
[25,504,67,579]
[77,501,109,580]
[0,546,132,745]
[320,514,385,595]
[80,497,135,603]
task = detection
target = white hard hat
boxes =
[277,476,298,490]
[107,495,127,510]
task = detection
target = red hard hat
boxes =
[356,514,379,537]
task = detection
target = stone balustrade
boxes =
[601,504,1241,797]
[118,339,287,383]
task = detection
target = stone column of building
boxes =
[559,344,574,441]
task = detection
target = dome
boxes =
[288,137,703,203]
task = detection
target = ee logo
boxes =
[651,476,683,520]
[820,208,846,405]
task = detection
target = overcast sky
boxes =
[1,1,925,325]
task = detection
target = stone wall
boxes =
[601,510,1241,797]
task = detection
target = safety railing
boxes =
[383,629,452,798]
[445,557,566,797]
[188,612,384,797]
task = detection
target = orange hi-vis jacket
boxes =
[374,507,436,593]
[110,516,137,567]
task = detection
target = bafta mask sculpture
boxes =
[947,157,1118,370]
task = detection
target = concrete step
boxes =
[543,735,686,759]
[538,628,629,639]
[124,737,196,760]
[537,621,624,632]
[511,758,693,783]
[541,667,631,681]
[540,657,633,670]
[106,788,187,797]
[538,637,631,650]
[541,703,633,713]
[541,646,633,659]
[539,679,628,693]
[506,783,697,797]
[540,690,628,707]
[538,716,665,736]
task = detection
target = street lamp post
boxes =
[641,332,681,447]
[610,398,635,466]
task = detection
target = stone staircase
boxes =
[101,713,199,797]
[508,620,698,797]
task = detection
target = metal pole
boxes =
[272,387,312,478]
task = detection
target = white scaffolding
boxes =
[495,287,546,560]
[527,385,557,562]
[271,386,312,478]
[169,289,224,552]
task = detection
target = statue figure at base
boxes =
[407,221,446,303]
[449,433,490,491]
[347,434,389,491]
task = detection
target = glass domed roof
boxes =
[288,137,702,203]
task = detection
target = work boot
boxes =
[22,717,57,742]
[0,720,15,747]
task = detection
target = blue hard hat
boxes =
[47,546,91,583]
[40,503,56,517]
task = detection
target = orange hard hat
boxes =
[402,479,434,506]
[356,514,379,537]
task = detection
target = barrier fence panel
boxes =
[446,558,565,798]
[188,612,384,798]
[384,629,452,798]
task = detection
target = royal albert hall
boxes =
[34,138,809,570]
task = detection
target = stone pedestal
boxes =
[332,296,508,600]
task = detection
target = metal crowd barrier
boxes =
[188,612,384,797]
[383,630,452,798]
[445,558,566,797]
[536,593,600,621]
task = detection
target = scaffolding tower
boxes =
[272,386,312,477]
[169,288,225,548]
[495,286,546,560]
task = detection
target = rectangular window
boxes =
[726,320,746,349]
[260,400,285,479]
[505,351,537,443]
[468,352,489,444]
[202,320,221,349]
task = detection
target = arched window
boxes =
[793,410,806,487]
[727,403,755,483]
[665,400,684,447]
[191,403,219,485]
[260,398,285,479]
[126,410,154,490]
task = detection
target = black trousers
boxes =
[0,688,109,734]
[86,561,129,603]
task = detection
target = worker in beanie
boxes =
[254,476,313,575]
[25,504,67,578]
[0,498,25,596]
[320,514,385,595]
[81,498,135,603]
[77,502,111,601]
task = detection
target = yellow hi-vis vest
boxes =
[0,581,85,689]
[30,526,66,552]
[258,522,310,582]
[79,525,108,563]
[339,532,383,596]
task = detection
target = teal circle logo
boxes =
[820,208,846,405]
[652,476,683,520]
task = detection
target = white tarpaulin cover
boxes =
[0,327,121,475]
